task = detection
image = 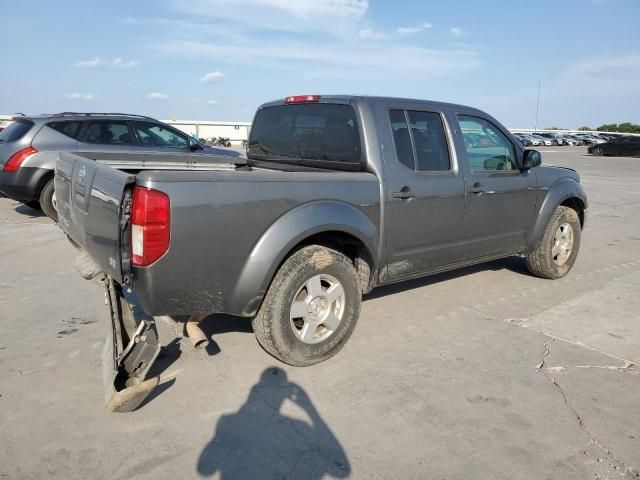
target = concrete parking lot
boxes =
[0,147,638,479]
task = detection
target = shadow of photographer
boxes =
[197,367,350,479]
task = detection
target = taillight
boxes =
[131,186,170,267]
[285,95,320,104]
[3,147,38,172]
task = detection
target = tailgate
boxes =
[55,152,135,283]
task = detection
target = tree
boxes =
[617,122,640,134]
[578,126,592,131]
[595,123,640,133]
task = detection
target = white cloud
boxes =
[65,92,96,101]
[111,57,139,68]
[207,100,219,104]
[158,40,481,78]
[76,57,138,68]
[76,57,105,67]
[171,0,368,19]
[564,52,640,77]
[397,22,432,35]
[200,71,225,83]
[358,28,386,40]
[146,92,170,100]
[167,0,368,37]
[450,27,464,36]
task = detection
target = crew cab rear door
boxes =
[55,152,134,283]
[375,101,467,279]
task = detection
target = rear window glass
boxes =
[248,104,362,170]
[0,120,34,143]
[48,121,83,140]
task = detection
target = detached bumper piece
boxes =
[103,276,161,412]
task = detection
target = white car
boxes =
[532,135,553,146]
[516,134,542,146]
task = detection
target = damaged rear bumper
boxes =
[102,277,161,412]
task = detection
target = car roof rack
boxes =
[50,112,158,121]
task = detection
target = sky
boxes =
[1,0,639,128]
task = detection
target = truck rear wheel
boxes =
[252,245,362,366]
[526,206,581,279]
[39,178,58,222]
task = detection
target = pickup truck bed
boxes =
[57,150,380,316]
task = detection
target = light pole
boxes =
[534,81,541,132]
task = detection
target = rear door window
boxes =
[389,110,451,172]
[83,121,135,145]
[248,103,362,170]
[132,121,188,148]
[407,111,450,171]
[48,121,83,140]
[0,120,34,143]
[389,110,415,169]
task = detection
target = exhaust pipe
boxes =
[185,313,209,351]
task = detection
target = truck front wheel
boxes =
[252,245,362,366]
[526,206,581,279]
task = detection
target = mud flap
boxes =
[102,276,161,412]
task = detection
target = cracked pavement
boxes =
[0,147,639,479]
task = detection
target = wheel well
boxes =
[561,197,585,227]
[286,231,375,294]
[35,170,54,199]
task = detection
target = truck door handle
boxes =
[392,187,415,200]
[467,183,484,194]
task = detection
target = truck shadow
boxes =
[196,366,350,479]
[165,257,530,363]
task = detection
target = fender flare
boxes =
[527,178,587,251]
[229,201,378,316]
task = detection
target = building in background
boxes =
[165,120,251,146]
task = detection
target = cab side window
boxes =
[407,111,450,171]
[389,109,451,171]
[389,110,415,169]
[457,116,517,171]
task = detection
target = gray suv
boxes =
[0,112,240,221]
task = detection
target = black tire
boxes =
[592,147,604,156]
[526,206,581,279]
[39,178,58,222]
[25,200,41,210]
[252,245,362,366]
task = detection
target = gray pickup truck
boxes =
[55,95,587,411]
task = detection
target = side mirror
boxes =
[522,149,542,170]
[189,137,202,151]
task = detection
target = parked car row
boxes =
[512,132,616,147]
[198,136,232,147]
